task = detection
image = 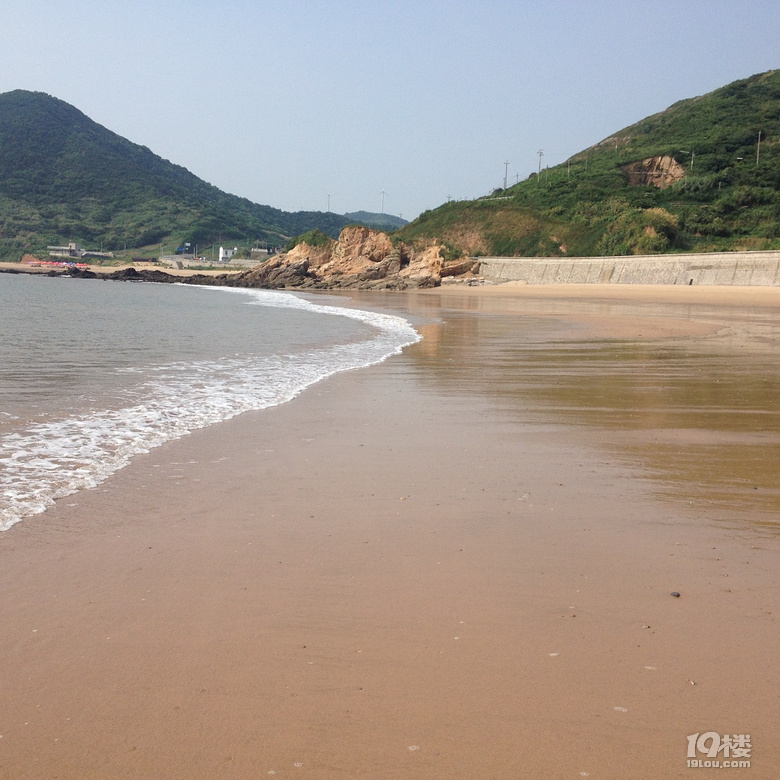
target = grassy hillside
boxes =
[398,70,780,257]
[0,90,353,258]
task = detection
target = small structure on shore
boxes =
[219,246,238,263]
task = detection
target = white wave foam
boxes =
[0,289,420,530]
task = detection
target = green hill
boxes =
[398,70,780,257]
[0,90,355,258]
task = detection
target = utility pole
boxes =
[504,160,510,190]
[680,149,695,171]
[537,149,544,182]
[327,194,331,212]
[380,190,387,214]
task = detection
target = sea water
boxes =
[0,273,420,530]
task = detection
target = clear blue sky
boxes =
[1,0,778,220]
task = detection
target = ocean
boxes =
[0,273,420,530]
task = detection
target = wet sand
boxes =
[1,284,778,778]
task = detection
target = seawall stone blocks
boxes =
[478,251,780,286]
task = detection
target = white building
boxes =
[219,246,238,263]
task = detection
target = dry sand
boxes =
[0,284,778,778]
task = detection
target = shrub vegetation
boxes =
[0,90,355,258]
[397,70,780,256]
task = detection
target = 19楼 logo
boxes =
[687,732,751,768]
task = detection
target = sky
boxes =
[1,0,779,220]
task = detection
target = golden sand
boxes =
[0,284,778,778]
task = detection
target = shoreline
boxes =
[6,257,780,294]
[433,279,780,303]
[0,260,243,278]
[0,284,778,777]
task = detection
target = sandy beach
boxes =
[1,283,778,778]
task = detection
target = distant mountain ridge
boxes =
[0,90,364,257]
[343,211,408,230]
[398,69,780,257]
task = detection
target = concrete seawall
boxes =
[478,250,780,286]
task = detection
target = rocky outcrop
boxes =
[227,226,477,290]
[622,155,686,189]
[223,255,312,288]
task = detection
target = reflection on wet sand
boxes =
[355,289,780,526]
